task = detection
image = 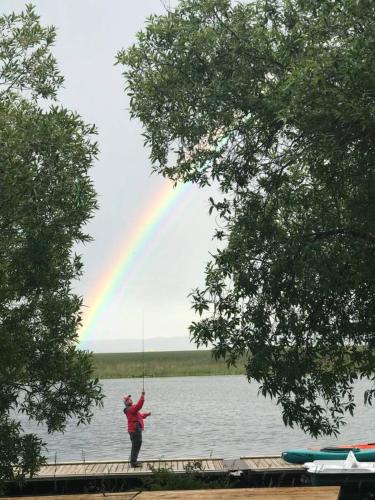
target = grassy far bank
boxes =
[92,350,246,378]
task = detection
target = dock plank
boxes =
[95,463,109,474]
[173,460,185,472]
[138,487,340,499]
[113,462,122,473]
[204,459,216,471]
[247,458,262,469]
[114,462,126,473]
[85,463,96,473]
[2,486,340,499]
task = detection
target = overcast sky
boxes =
[3,1,218,351]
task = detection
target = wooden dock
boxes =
[2,486,341,499]
[5,455,315,497]
[30,458,224,480]
[28,455,303,481]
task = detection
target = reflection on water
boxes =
[20,376,375,462]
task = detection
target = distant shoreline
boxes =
[92,350,245,379]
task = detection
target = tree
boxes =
[0,5,103,486]
[118,0,375,437]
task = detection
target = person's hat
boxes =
[123,394,132,404]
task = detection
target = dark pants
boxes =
[129,427,142,464]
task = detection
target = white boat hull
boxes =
[305,452,375,486]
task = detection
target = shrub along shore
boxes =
[92,350,245,378]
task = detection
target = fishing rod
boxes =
[142,310,145,391]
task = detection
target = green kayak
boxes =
[282,447,375,464]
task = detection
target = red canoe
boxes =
[311,442,375,451]
[338,442,375,449]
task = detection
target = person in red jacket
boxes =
[123,391,151,467]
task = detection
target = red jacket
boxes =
[124,395,150,433]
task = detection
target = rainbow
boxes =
[78,180,192,345]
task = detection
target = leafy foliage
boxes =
[0,5,103,487]
[144,461,234,490]
[118,0,375,436]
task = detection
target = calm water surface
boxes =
[22,376,375,462]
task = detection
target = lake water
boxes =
[22,376,375,462]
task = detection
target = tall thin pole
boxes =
[142,310,145,391]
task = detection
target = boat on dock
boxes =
[282,445,375,464]
[304,451,375,486]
